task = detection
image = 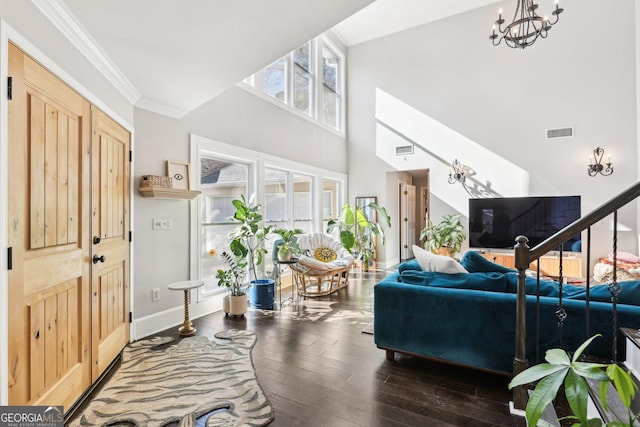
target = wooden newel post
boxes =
[513,235,530,410]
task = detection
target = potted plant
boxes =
[227,194,274,309]
[420,214,466,257]
[216,251,248,316]
[327,202,391,272]
[273,227,303,261]
[508,334,638,427]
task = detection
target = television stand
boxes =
[480,252,583,278]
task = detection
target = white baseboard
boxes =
[133,294,224,340]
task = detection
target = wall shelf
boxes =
[138,187,201,200]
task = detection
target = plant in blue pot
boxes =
[227,194,274,309]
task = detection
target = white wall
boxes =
[347,0,638,266]
[133,87,347,333]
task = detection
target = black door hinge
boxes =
[129,312,132,323]
[129,231,132,242]
[7,76,12,100]
[129,150,132,162]
[7,247,12,270]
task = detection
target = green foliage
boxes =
[215,251,247,296]
[419,214,466,255]
[227,194,273,282]
[326,202,391,262]
[272,228,303,256]
[508,335,639,427]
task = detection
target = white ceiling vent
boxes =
[546,127,574,140]
[395,145,414,155]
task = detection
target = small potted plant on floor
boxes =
[216,251,248,316]
[420,214,466,257]
[272,227,303,261]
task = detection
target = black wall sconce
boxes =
[448,159,466,184]
[588,147,613,177]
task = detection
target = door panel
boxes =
[90,107,130,381]
[8,43,91,407]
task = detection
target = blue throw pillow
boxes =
[460,251,515,274]
[399,270,507,292]
[398,259,421,274]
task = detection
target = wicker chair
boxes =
[290,232,355,297]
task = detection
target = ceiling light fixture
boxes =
[490,0,564,49]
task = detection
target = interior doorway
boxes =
[398,169,429,262]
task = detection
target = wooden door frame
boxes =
[0,25,136,406]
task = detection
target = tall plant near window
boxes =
[327,202,391,271]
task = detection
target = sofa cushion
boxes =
[398,259,421,274]
[460,251,515,274]
[399,270,507,292]
[412,245,468,274]
[505,272,561,297]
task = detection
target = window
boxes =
[320,46,340,129]
[242,35,344,133]
[191,134,346,301]
[199,157,251,294]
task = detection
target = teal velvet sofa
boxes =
[374,252,640,374]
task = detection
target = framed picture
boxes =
[167,161,191,190]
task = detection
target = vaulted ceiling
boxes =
[35,0,497,119]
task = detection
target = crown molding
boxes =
[30,0,141,105]
[135,98,188,120]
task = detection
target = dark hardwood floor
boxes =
[66,267,528,426]
[162,268,527,427]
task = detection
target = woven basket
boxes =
[140,175,172,188]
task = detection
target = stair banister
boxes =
[512,180,640,411]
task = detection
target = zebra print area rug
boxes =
[72,329,273,426]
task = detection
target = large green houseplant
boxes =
[326,202,391,271]
[227,194,273,282]
[226,194,274,309]
[420,214,466,257]
[509,334,638,427]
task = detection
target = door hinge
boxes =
[7,76,12,100]
[129,312,132,323]
[129,231,132,242]
[7,247,12,270]
[129,150,132,162]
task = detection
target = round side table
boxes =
[168,280,204,336]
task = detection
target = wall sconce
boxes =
[588,147,613,177]
[448,159,466,184]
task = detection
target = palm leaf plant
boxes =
[508,334,638,427]
[327,202,391,270]
[420,214,466,256]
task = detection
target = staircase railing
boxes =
[512,181,640,410]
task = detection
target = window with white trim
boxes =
[243,35,344,133]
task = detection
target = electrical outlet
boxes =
[152,288,160,302]
[152,218,172,230]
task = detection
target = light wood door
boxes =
[90,107,130,381]
[7,43,92,407]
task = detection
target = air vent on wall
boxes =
[546,127,574,139]
[395,145,414,155]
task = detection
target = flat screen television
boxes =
[468,196,581,252]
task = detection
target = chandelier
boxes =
[490,0,564,49]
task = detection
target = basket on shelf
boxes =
[140,175,172,188]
